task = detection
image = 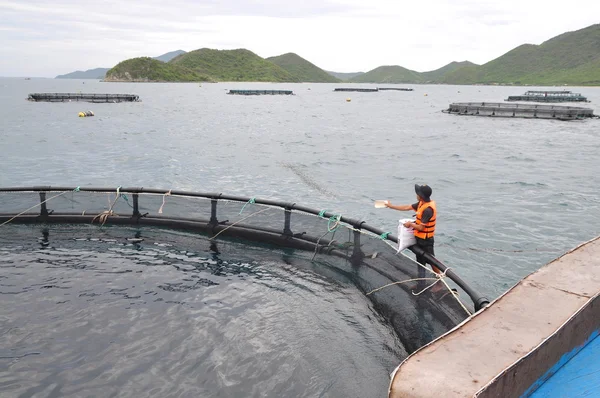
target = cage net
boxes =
[0,187,474,354]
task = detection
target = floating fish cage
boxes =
[334,88,379,92]
[444,102,596,120]
[226,90,294,95]
[27,93,140,103]
[0,186,488,354]
[506,90,589,103]
[334,88,413,92]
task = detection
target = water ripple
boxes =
[0,225,403,397]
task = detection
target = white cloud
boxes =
[0,0,599,76]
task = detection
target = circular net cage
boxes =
[0,187,484,354]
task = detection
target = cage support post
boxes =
[132,194,140,218]
[39,192,48,217]
[283,209,293,236]
[209,199,218,227]
[352,229,363,260]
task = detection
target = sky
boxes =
[1,0,599,77]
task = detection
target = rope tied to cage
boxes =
[367,266,472,316]
[239,197,256,215]
[209,207,273,241]
[158,190,172,214]
[379,232,391,240]
[410,267,452,296]
[366,277,440,295]
[316,210,342,232]
[311,212,343,261]
[339,224,473,315]
[92,186,121,226]
[327,214,342,232]
[0,189,80,227]
[120,193,133,209]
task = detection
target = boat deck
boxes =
[388,236,600,398]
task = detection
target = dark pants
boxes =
[415,237,440,276]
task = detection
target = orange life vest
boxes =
[414,200,436,239]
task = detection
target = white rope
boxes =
[209,207,272,241]
[158,189,172,214]
[311,216,341,261]
[339,222,472,315]
[366,277,439,295]
[91,187,121,226]
[367,267,473,316]
[0,191,70,227]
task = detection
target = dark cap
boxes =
[415,184,433,201]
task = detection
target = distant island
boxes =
[266,53,340,83]
[59,23,600,85]
[439,24,600,85]
[55,67,111,80]
[103,57,213,82]
[56,50,186,79]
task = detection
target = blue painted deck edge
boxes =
[522,329,600,397]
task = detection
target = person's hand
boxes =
[403,221,413,228]
[384,201,390,208]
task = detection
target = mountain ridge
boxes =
[266,53,340,83]
[61,23,600,85]
[56,50,188,79]
[167,48,298,82]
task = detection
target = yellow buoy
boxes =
[78,112,85,117]
[346,98,351,102]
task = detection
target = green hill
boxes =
[153,50,186,63]
[56,50,188,79]
[345,62,479,84]
[443,24,600,85]
[169,48,297,82]
[421,61,478,82]
[266,53,340,82]
[349,65,423,83]
[104,57,212,82]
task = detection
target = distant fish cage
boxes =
[27,93,140,103]
[443,102,596,120]
[506,90,589,103]
[227,90,294,95]
[378,87,414,91]
[333,88,413,92]
[334,88,379,92]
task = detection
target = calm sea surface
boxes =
[1,78,599,397]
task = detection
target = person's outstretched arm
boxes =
[385,203,414,211]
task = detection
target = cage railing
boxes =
[0,186,490,310]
